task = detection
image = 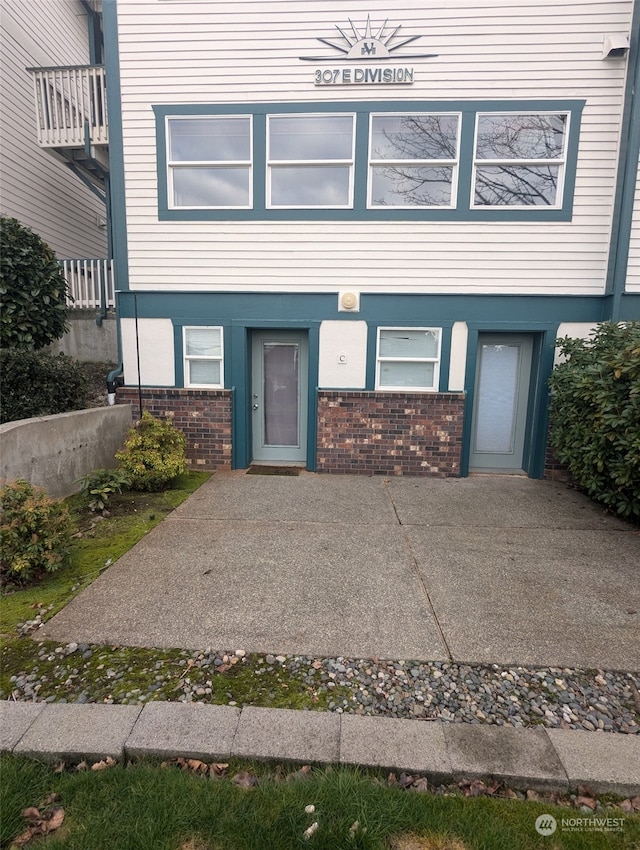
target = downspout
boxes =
[605,4,640,321]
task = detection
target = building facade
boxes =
[46,0,640,477]
[1,0,107,259]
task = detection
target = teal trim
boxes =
[154,99,584,223]
[306,325,320,471]
[605,2,640,320]
[103,0,129,295]
[438,326,452,392]
[173,323,184,386]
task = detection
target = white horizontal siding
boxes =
[0,0,106,258]
[626,168,640,293]
[117,0,633,296]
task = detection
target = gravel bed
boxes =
[6,637,639,734]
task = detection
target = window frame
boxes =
[471,111,570,210]
[166,114,253,210]
[375,326,442,392]
[367,111,461,209]
[266,112,356,210]
[154,100,584,222]
[183,325,224,388]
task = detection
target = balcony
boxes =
[61,259,115,311]
[29,65,108,188]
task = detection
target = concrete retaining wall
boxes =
[0,406,133,498]
[48,313,117,362]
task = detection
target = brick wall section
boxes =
[317,391,466,477]
[117,388,232,470]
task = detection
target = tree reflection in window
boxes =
[473,113,567,206]
[369,114,459,207]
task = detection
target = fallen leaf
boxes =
[185,759,208,773]
[632,796,640,811]
[460,779,487,797]
[232,771,258,788]
[575,796,596,810]
[76,761,88,772]
[215,664,231,674]
[288,765,312,782]
[388,772,397,786]
[47,808,65,831]
[13,827,36,847]
[619,799,634,813]
[43,793,60,804]
[91,756,116,771]
[53,761,66,774]
[303,821,319,840]
[21,807,41,821]
[526,790,540,801]
[411,777,430,792]
[577,784,596,798]
[209,762,228,776]
[500,788,519,799]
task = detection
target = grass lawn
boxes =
[2,756,638,850]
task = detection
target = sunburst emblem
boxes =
[300,15,438,61]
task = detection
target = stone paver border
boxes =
[2,701,638,795]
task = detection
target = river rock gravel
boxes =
[5,639,639,734]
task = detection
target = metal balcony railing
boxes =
[61,259,115,310]
[30,65,108,148]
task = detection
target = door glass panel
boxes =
[474,343,521,453]
[263,343,299,447]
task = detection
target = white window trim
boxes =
[470,111,569,210]
[183,325,224,388]
[266,113,356,209]
[375,327,442,392]
[166,115,253,210]
[367,112,461,209]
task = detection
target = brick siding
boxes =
[317,391,465,477]
[117,387,232,470]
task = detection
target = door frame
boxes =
[250,329,308,464]
[461,327,553,479]
[230,322,320,471]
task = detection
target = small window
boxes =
[368,114,460,208]
[167,116,252,208]
[472,112,568,207]
[376,328,441,391]
[267,114,355,208]
[184,326,223,387]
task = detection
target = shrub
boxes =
[0,480,72,584]
[0,215,70,350]
[548,321,640,520]
[0,349,87,423]
[115,411,187,491]
[76,468,132,512]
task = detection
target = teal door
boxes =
[251,330,308,464]
[469,334,534,472]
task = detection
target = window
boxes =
[376,328,441,391]
[167,116,252,208]
[156,101,582,220]
[183,326,223,387]
[267,114,355,208]
[368,113,459,207]
[472,112,568,207]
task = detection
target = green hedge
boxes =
[0,215,69,350]
[0,349,87,423]
[548,321,640,520]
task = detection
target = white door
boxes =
[251,330,308,464]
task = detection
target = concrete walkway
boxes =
[39,472,640,669]
[5,472,639,794]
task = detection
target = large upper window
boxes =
[472,112,568,207]
[168,116,252,209]
[156,101,582,220]
[267,114,355,208]
[376,328,441,391]
[368,113,459,208]
[183,326,223,387]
